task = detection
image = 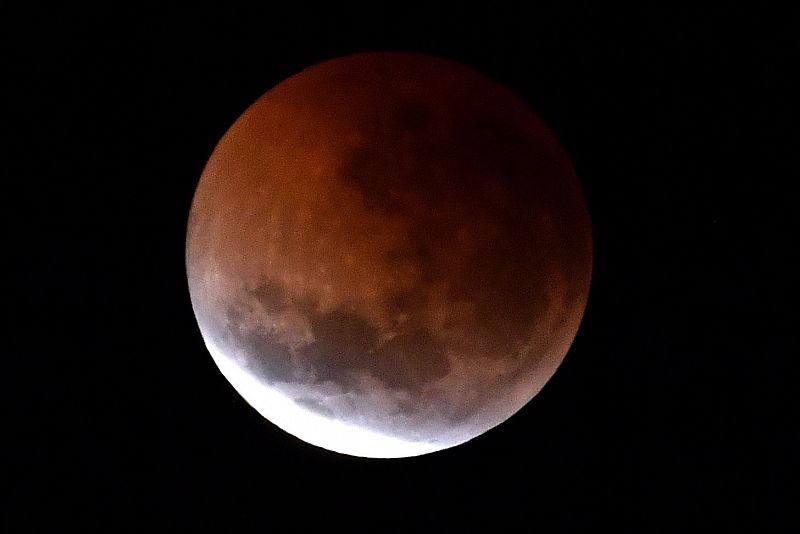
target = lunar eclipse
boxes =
[186,52,593,457]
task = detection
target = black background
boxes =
[7,5,795,531]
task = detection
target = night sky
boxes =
[8,5,794,531]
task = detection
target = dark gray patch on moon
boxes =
[299,309,380,391]
[221,278,454,415]
[302,305,451,393]
[234,330,295,384]
[293,397,335,419]
[373,330,449,390]
[250,278,288,312]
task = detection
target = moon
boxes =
[186,52,592,458]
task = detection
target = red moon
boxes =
[186,52,592,457]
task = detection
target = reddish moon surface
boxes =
[186,52,592,457]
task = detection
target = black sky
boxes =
[7,5,795,532]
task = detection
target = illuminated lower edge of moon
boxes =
[205,337,454,458]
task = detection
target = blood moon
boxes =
[186,52,592,458]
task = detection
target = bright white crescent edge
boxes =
[205,336,457,458]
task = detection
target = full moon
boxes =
[186,52,592,458]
